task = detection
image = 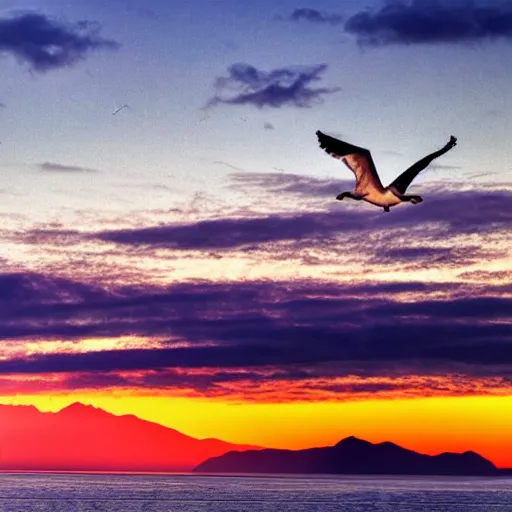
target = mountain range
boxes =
[0,403,257,472]
[195,436,499,476]
[1,403,507,476]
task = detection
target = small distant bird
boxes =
[112,104,130,116]
[316,131,457,212]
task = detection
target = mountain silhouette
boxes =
[194,436,498,476]
[0,403,258,472]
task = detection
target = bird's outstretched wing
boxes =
[316,131,385,192]
[389,136,457,194]
[113,104,130,116]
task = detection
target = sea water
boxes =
[0,473,511,511]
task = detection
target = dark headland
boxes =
[194,436,501,476]
[0,403,258,472]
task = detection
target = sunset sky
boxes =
[1,0,511,468]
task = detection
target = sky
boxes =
[0,0,511,467]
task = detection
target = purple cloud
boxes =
[0,272,106,304]
[6,368,498,399]
[0,12,119,73]
[373,246,491,268]
[0,274,510,383]
[93,210,365,250]
[206,63,340,109]
[87,186,511,257]
[288,8,343,25]
[12,171,511,278]
[345,1,512,47]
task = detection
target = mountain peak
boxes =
[59,402,102,414]
[334,436,371,448]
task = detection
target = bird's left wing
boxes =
[316,131,385,192]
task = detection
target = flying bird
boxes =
[112,104,130,116]
[316,131,457,212]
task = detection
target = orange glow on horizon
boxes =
[2,393,512,468]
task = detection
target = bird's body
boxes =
[316,131,457,212]
[359,188,402,209]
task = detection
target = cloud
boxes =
[345,1,512,47]
[205,63,340,109]
[230,171,349,198]
[427,162,462,172]
[373,246,488,267]
[212,161,246,172]
[232,171,512,233]
[287,8,343,25]
[38,162,101,173]
[0,12,119,73]
[92,210,366,250]
[89,184,512,253]
[3,368,507,400]
[14,171,509,280]
[0,274,510,395]
[0,272,107,305]
[458,270,512,282]
[11,171,511,280]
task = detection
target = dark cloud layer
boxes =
[0,272,107,304]
[288,8,343,25]
[0,12,118,72]
[94,210,363,250]
[0,274,510,384]
[345,1,512,46]
[206,63,340,109]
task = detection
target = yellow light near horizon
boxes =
[2,393,512,467]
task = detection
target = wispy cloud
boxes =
[427,163,462,171]
[86,175,512,254]
[205,63,340,109]
[38,162,101,174]
[372,246,488,268]
[286,8,343,25]
[345,1,512,47]
[212,161,246,172]
[230,171,348,199]
[0,12,119,73]
[11,172,510,282]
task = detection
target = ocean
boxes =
[0,473,511,511]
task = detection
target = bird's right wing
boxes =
[316,131,385,192]
[388,136,458,194]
